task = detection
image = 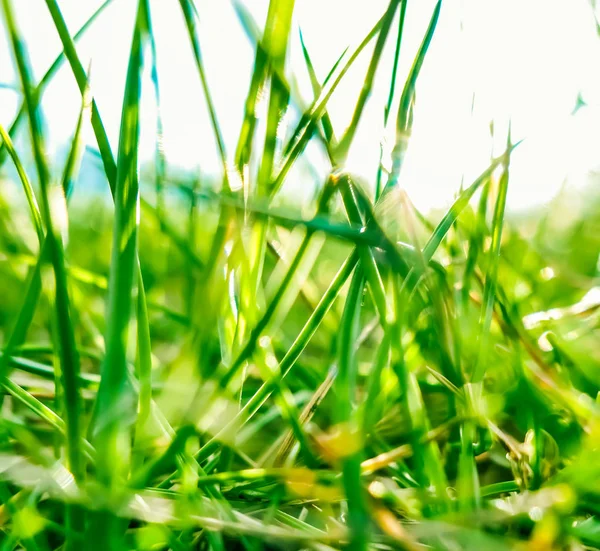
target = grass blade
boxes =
[0,0,115,167]
[2,1,88,544]
[335,0,399,161]
[375,0,408,199]
[0,123,43,243]
[472,131,512,383]
[383,0,442,195]
[336,268,369,551]
[90,0,150,488]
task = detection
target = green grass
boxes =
[0,0,599,549]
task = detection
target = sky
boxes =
[1,0,600,212]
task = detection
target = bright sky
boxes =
[1,0,600,211]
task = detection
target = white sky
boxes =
[2,0,600,211]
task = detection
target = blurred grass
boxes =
[0,0,599,550]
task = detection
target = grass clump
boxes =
[0,0,599,549]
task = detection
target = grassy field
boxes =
[1,0,600,549]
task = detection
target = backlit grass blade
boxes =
[402,143,521,296]
[218,178,337,388]
[158,249,358,485]
[459,131,513,513]
[298,30,339,144]
[231,0,269,174]
[0,124,43,244]
[145,9,166,217]
[0,0,115,167]
[376,0,408,199]
[271,14,384,196]
[133,263,152,451]
[44,0,117,190]
[60,66,92,198]
[90,0,150,494]
[43,6,157,458]
[383,0,442,196]
[2,0,84,489]
[43,0,155,475]
[274,366,336,466]
[240,0,295,374]
[177,0,228,183]
[2,2,87,543]
[335,0,399,161]
[336,268,370,551]
[472,131,512,383]
[0,87,91,408]
[462,175,491,304]
[257,0,295,196]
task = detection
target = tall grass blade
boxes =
[0,0,115,167]
[335,0,399,161]
[90,0,150,490]
[376,0,408,199]
[383,0,441,196]
[2,1,87,544]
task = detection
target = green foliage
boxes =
[0,1,599,549]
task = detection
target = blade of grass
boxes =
[177,0,228,185]
[0,352,98,388]
[43,9,158,479]
[382,0,441,197]
[403,144,521,296]
[245,0,296,334]
[0,113,93,410]
[2,2,88,543]
[218,178,337,388]
[258,0,295,197]
[3,0,85,491]
[44,0,117,189]
[0,123,43,243]
[0,0,115,167]
[298,30,341,144]
[231,0,269,174]
[335,0,399,161]
[157,249,358,486]
[462,176,491,305]
[90,0,150,486]
[460,129,513,514]
[85,1,151,548]
[133,262,152,455]
[375,0,408,199]
[472,130,512,383]
[274,365,337,466]
[146,9,166,218]
[270,13,385,196]
[336,268,369,551]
